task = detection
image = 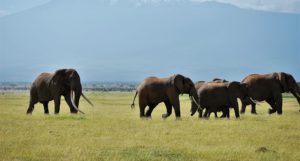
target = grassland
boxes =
[0,92,300,161]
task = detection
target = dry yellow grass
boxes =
[0,92,300,161]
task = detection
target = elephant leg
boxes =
[64,95,77,113]
[226,108,230,118]
[198,108,203,118]
[251,103,257,114]
[162,100,172,118]
[275,95,283,115]
[42,101,49,114]
[54,96,61,114]
[203,109,210,118]
[169,97,181,119]
[266,98,276,114]
[26,101,36,114]
[240,101,247,114]
[139,101,147,118]
[214,111,218,118]
[220,107,226,118]
[232,101,240,118]
[145,103,158,118]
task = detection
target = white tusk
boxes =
[192,96,202,110]
[70,90,85,114]
[81,93,94,107]
[249,97,260,104]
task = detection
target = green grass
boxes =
[0,91,300,161]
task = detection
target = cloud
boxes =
[122,0,300,14]
[191,0,300,14]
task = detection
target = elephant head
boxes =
[227,81,248,100]
[275,72,300,105]
[51,69,93,113]
[171,74,200,108]
[212,78,228,83]
[171,74,201,109]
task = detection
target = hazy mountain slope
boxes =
[0,0,299,81]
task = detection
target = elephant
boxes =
[192,79,229,118]
[26,69,93,114]
[240,72,300,115]
[190,81,248,118]
[131,74,201,119]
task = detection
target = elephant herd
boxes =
[26,69,300,120]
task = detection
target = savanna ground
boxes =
[0,91,300,161]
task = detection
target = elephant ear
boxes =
[171,74,185,94]
[276,72,289,92]
[50,69,67,86]
[228,81,240,89]
[227,81,240,93]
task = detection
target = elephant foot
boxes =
[251,111,257,115]
[162,113,170,119]
[240,111,245,114]
[268,109,276,114]
[220,114,226,118]
[26,112,32,115]
[175,117,182,121]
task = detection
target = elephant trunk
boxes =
[291,84,300,106]
[291,90,300,106]
[190,89,202,116]
[70,90,85,114]
[190,98,198,116]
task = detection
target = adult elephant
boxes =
[191,79,229,118]
[190,81,248,118]
[26,69,93,114]
[131,74,201,119]
[240,72,300,115]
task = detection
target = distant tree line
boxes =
[0,82,299,92]
[0,82,138,92]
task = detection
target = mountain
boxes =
[0,0,299,82]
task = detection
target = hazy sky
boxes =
[0,0,299,82]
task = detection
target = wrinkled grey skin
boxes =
[191,79,229,118]
[131,74,200,119]
[240,72,300,115]
[26,69,93,114]
[191,81,248,119]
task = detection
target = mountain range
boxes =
[1,0,299,82]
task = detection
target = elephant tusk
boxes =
[191,96,202,110]
[81,93,94,107]
[249,97,260,104]
[70,90,85,114]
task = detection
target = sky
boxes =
[0,0,299,82]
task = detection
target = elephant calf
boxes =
[191,79,229,118]
[26,69,93,114]
[191,81,248,118]
[131,74,200,119]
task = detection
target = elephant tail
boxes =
[131,91,138,109]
